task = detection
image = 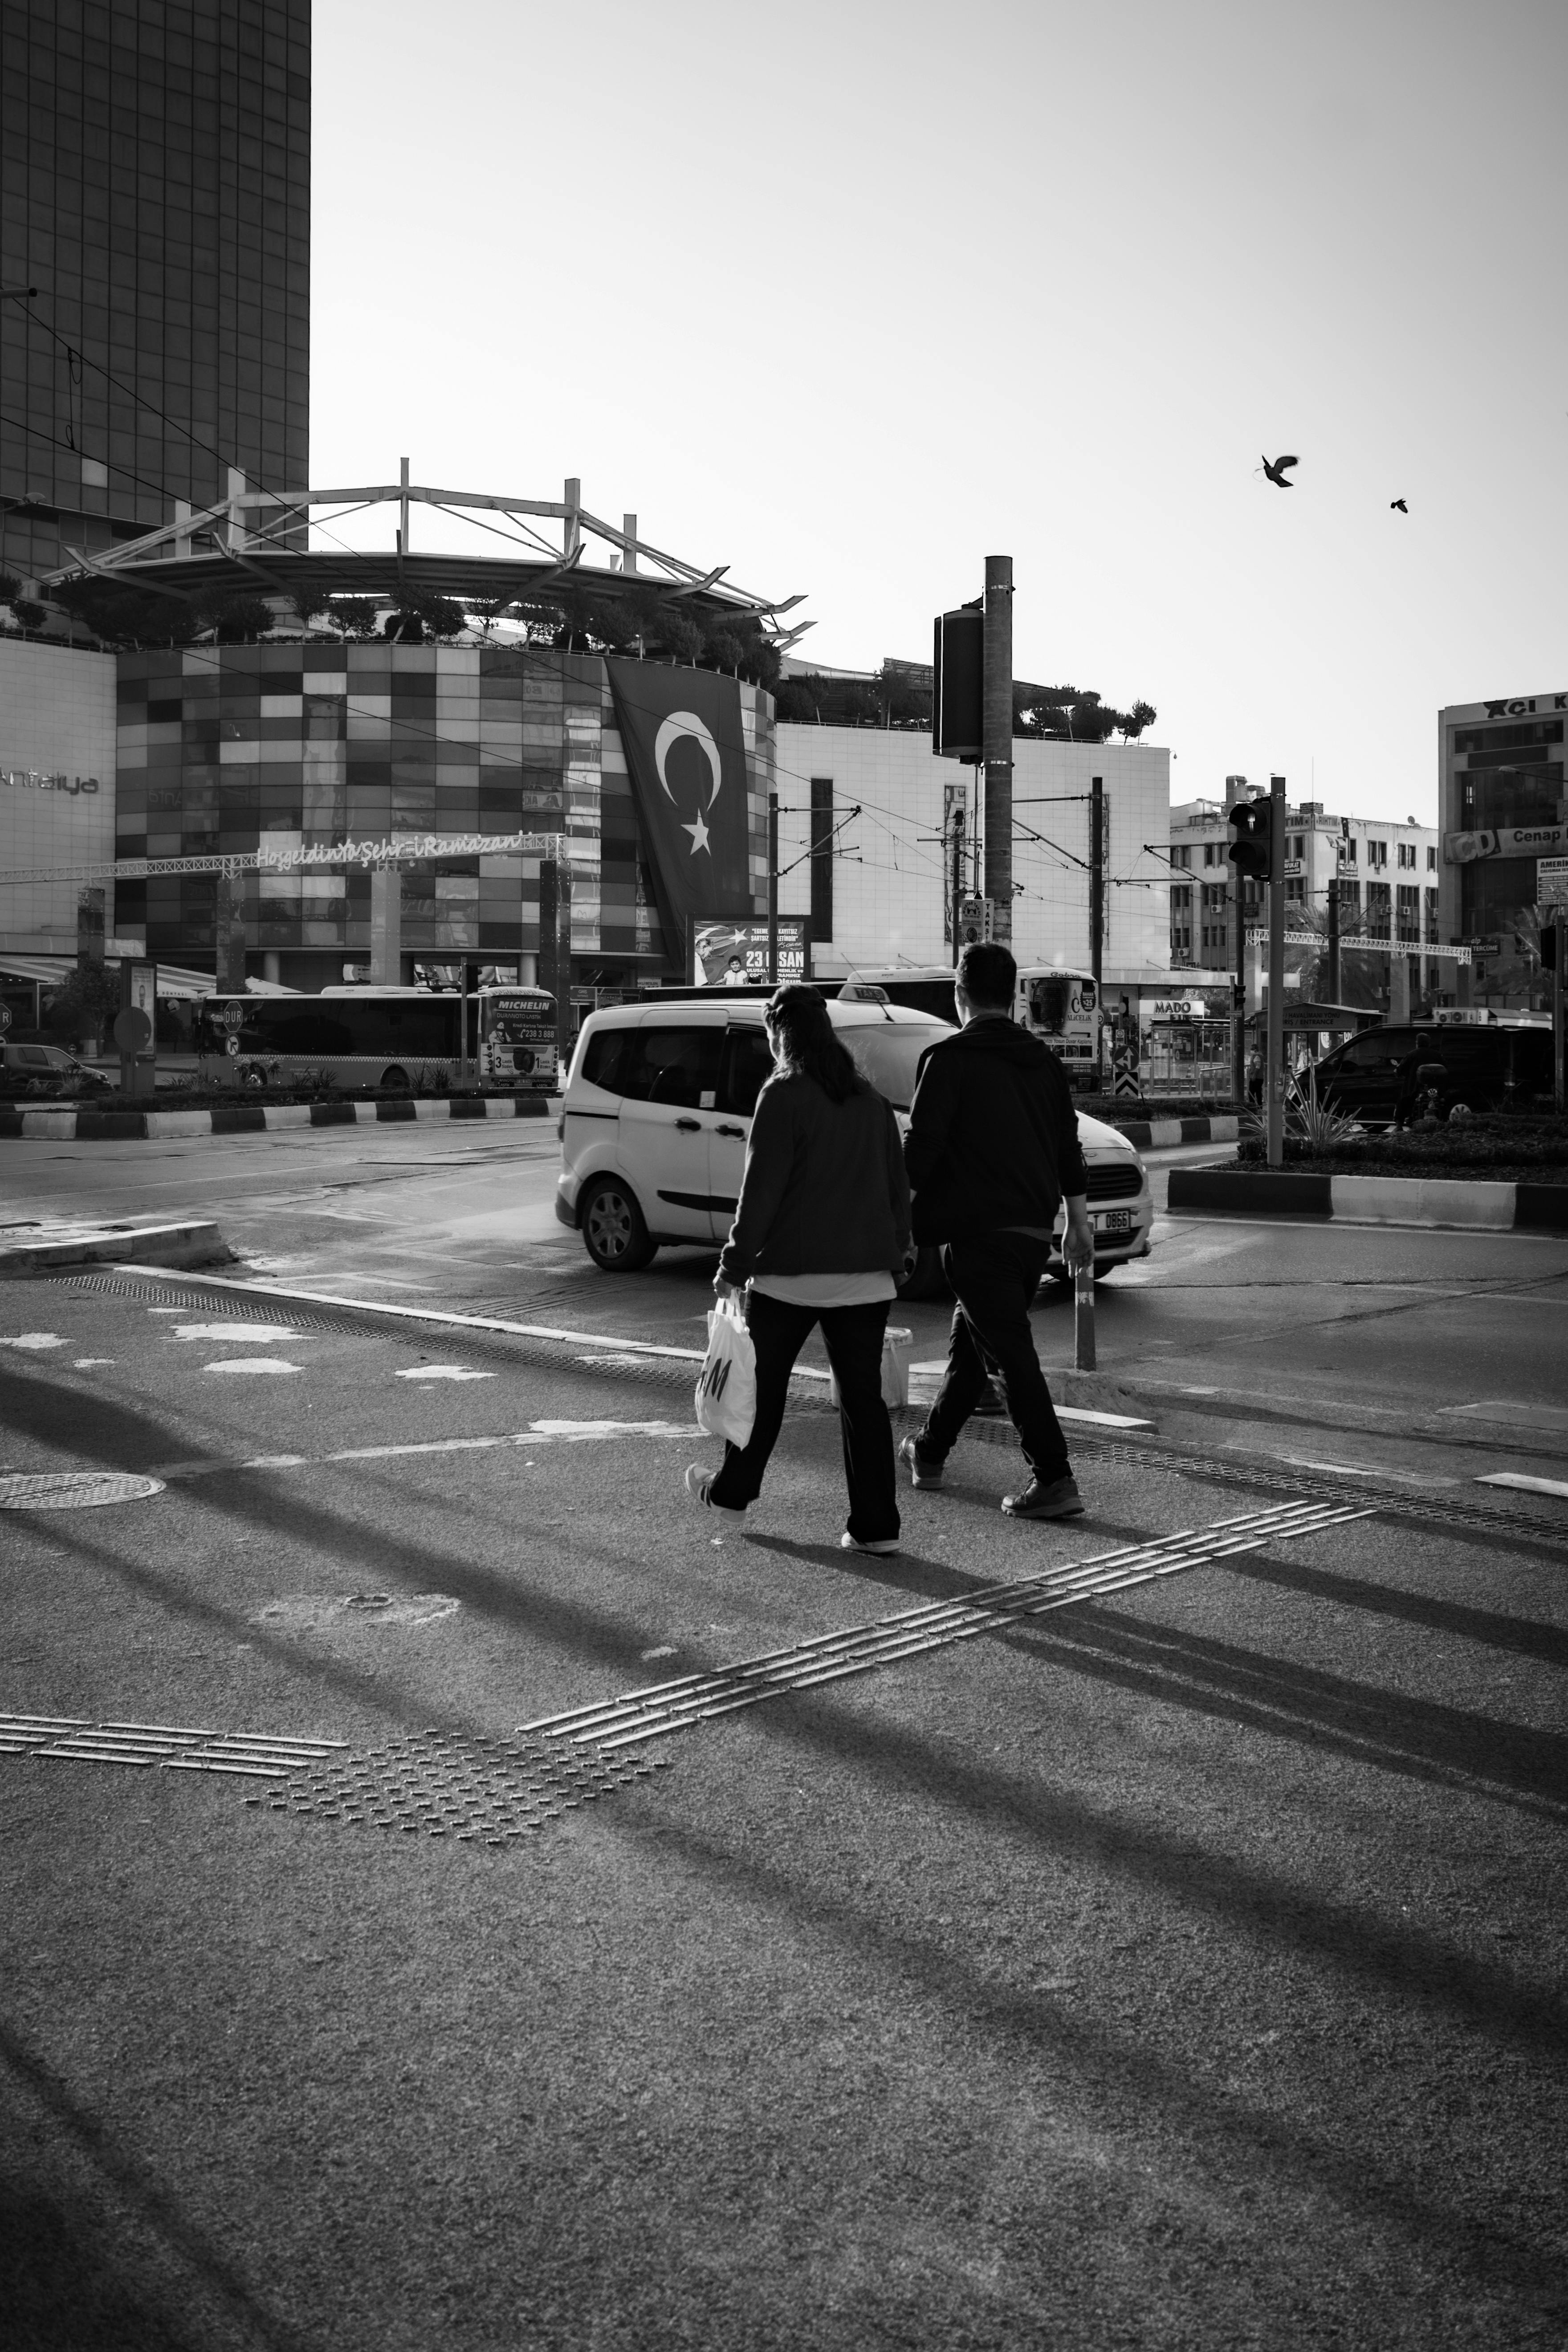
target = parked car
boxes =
[0,1042,114,1095]
[555,996,1153,1290]
[1309,1018,1552,1126]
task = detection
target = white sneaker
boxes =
[685,1463,745,1523]
[840,1531,900,1556]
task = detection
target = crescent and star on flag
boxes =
[654,711,723,856]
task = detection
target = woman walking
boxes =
[686,985,912,1554]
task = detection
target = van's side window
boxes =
[584,1025,723,1107]
[719,1028,775,1117]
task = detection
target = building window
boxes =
[809,776,834,945]
[1344,837,1357,863]
[1203,843,1216,866]
[1285,877,1305,902]
[1397,841,1416,869]
[1367,880,1391,936]
[1339,877,1360,910]
[1396,883,1419,942]
[1426,845,1437,871]
[1368,840,1388,869]
[1424,887,1438,930]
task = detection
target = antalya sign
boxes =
[1443,823,1568,864]
[2,768,101,795]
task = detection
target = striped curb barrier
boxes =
[1169,1166,1568,1233]
[0,1095,554,1142]
[0,1220,228,1274]
[1112,1112,1239,1150]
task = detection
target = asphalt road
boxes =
[3,1129,1567,2350]
[7,1120,1568,1475]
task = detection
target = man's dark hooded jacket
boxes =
[903,1016,1087,1245]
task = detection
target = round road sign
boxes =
[113,1006,153,1053]
[0,1004,12,1033]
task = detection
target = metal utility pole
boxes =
[1231,866,1247,1106]
[982,556,1013,942]
[539,855,572,1073]
[1267,776,1287,1167]
[1089,777,1105,1086]
[766,791,779,984]
[1327,874,1340,1006]
[1556,916,1565,1111]
[948,797,967,964]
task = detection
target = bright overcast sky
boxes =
[311,0,1568,825]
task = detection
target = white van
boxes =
[555,995,1153,1288]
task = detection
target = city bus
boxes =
[194,984,559,1092]
[842,964,1103,1084]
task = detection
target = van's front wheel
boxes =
[581,1177,656,1273]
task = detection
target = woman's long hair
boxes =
[766,984,865,1106]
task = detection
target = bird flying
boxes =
[1390,498,1408,513]
[1262,454,1298,488]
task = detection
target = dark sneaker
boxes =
[1002,1474,1085,1520]
[900,1436,943,1490]
[841,1532,900,1556]
[685,1464,745,1524]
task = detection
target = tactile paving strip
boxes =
[245,1726,670,1843]
[0,1714,346,1773]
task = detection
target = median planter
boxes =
[1169,1164,1568,1233]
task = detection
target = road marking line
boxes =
[394,1366,497,1382]
[149,1422,696,1480]
[1476,1472,1568,1500]
[1281,1457,1461,1489]
[0,1333,66,1349]
[202,1359,302,1376]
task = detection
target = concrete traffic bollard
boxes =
[1074,1260,1096,1371]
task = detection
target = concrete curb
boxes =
[1168,1165,1568,1232]
[1114,1113,1238,1150]
[0,1095,554,1143]
[0,1220,230,1274]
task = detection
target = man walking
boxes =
[900,940,1095,1519]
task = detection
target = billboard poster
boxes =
[692,917,807,987]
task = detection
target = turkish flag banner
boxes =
[606,660,754,960]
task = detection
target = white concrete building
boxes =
[773,725,1171,983]
[1168,793,1442,1003]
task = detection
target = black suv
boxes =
[1311,1021,1552,1126]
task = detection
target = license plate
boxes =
[1096,1209,1132,1233]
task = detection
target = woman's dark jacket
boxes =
[903,1016,1087,1244]
[718,1070,912,1285]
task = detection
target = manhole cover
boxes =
[252,1592,460,1632]
[0,1471,166,1510]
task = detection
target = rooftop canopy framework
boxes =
[39,469,813,646]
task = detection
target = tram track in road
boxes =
[37,1268,1568,1552]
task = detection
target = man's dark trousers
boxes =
[708,1290,899,1543]
[917,1232,1072,1482]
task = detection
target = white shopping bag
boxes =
[696,1296,757,1447]
[828,1326,912,1411]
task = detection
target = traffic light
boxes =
[1543,925,1558,973]
[1226,796,1272,883]
[933,606,984,761]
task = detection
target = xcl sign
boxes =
[1482,696,1568,718]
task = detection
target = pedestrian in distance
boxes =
[686,984,913,1554]
[900,940,1094,1519]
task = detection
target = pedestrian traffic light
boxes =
[1226,797,1272,883]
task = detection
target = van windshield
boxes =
[843,1021,951,1110]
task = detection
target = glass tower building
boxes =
[0,0,310,585]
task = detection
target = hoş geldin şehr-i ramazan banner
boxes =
[606,661,754,957]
